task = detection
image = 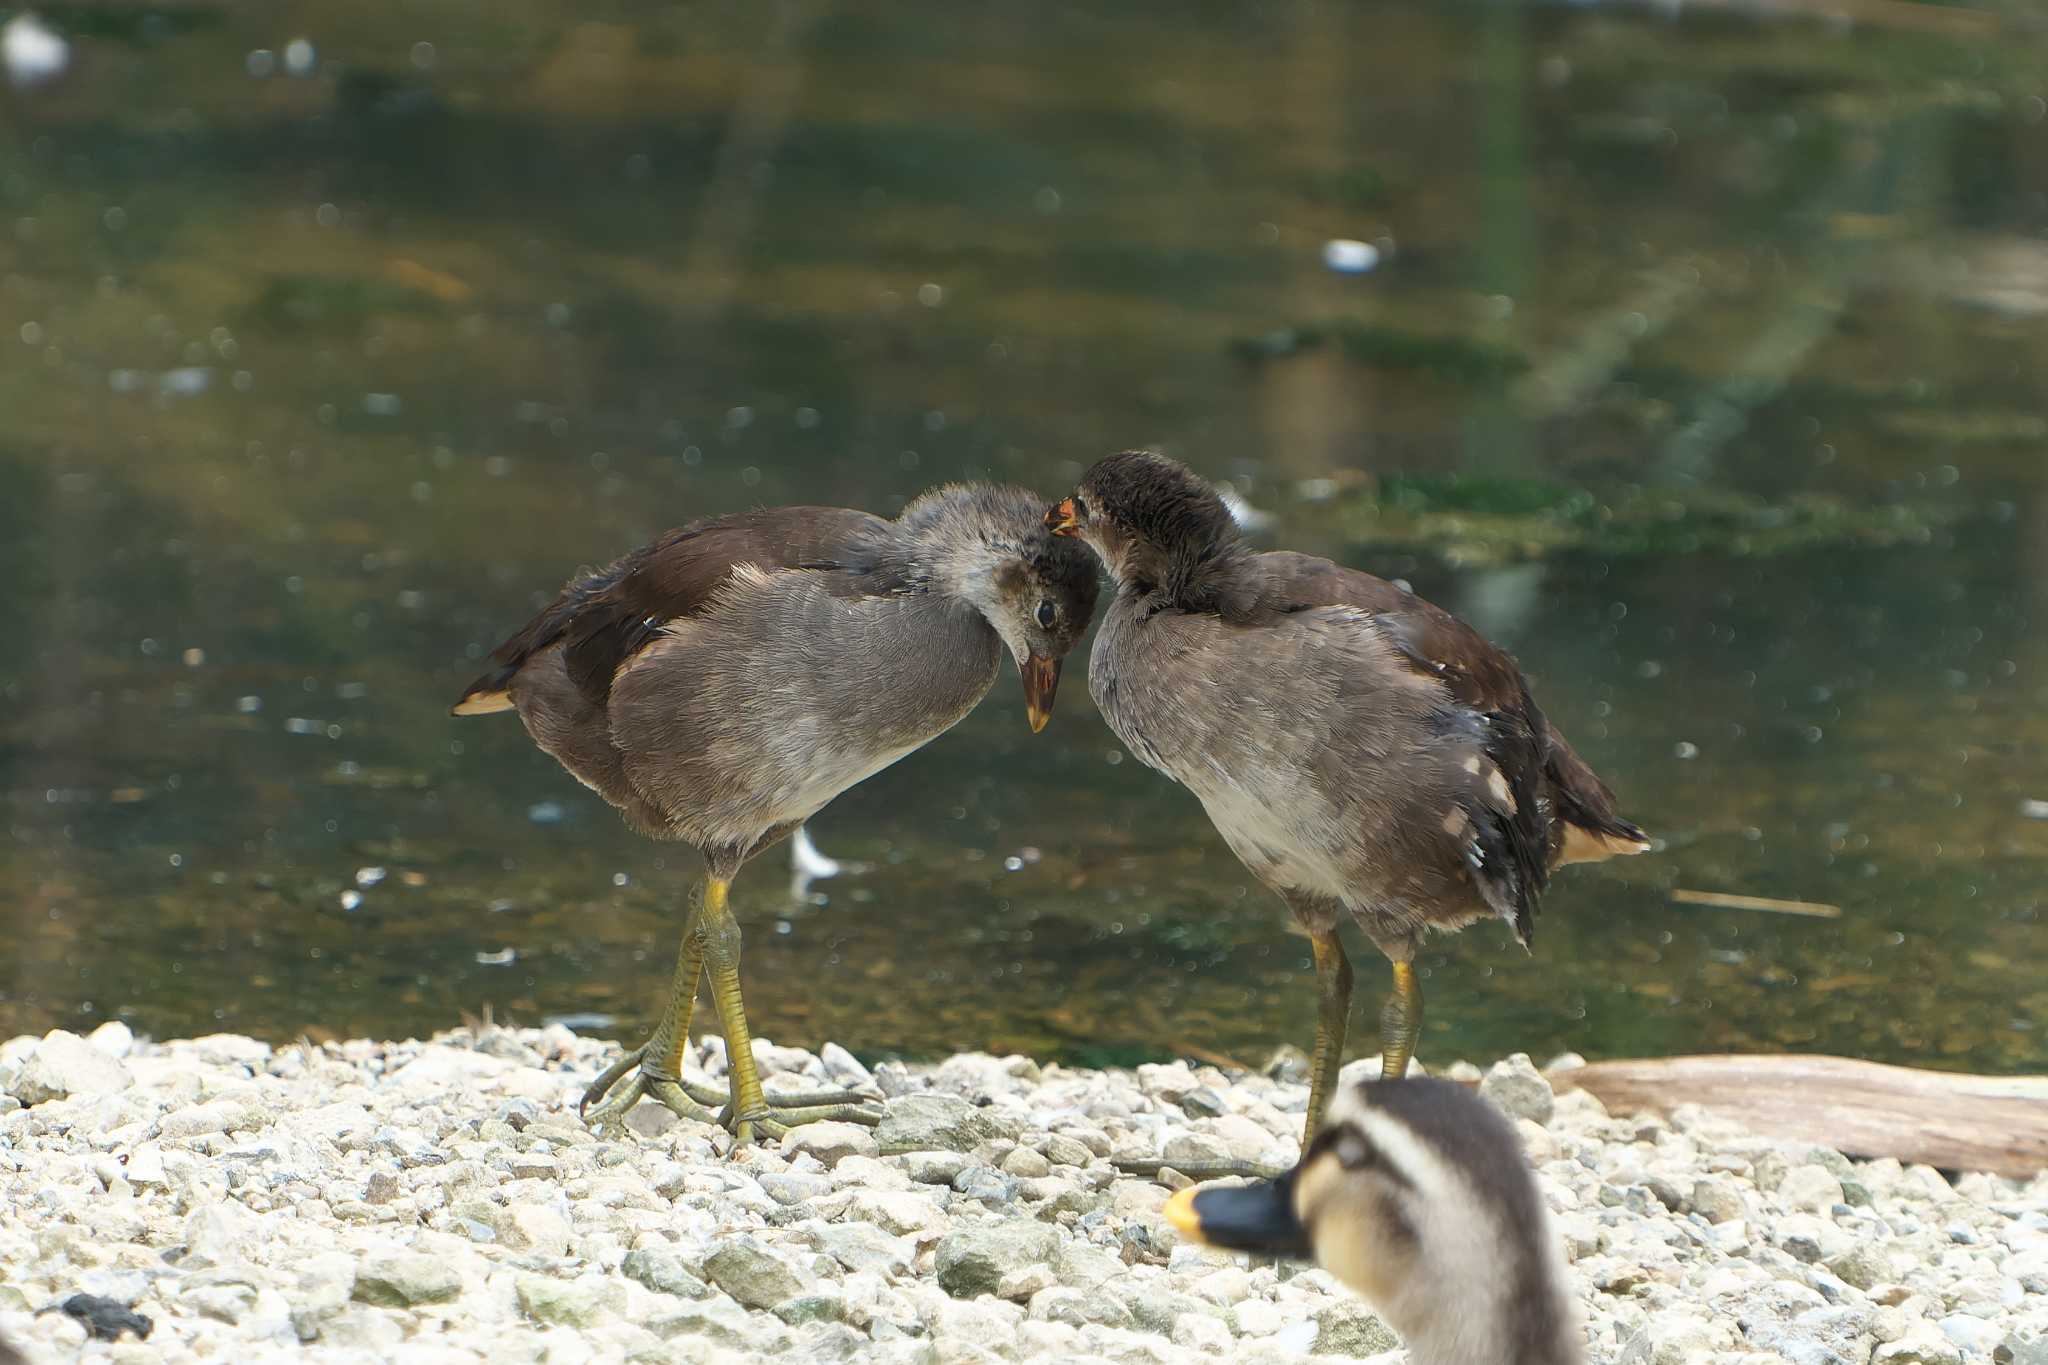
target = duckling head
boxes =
[1165,1077,1579,1365]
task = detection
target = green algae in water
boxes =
[1318,475,1967,567]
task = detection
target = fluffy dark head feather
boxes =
[1077,451,1239,557]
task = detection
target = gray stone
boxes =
[1479,1052,1555,1125]
[1693,1176,1748,1224]
[1107,1281,1215,1335]
[183,1281,258,1324]
[1000,1146,1051,1179]
[783,1122,879,1169]
[1316,1298,1401,1355]
[1827,1241,1890,1291]
[810,1222,913,1277]
[352,1252,462,1306]
[704,1236,810,1310]
[760,1171,834,1206]
[774,1293,845,1326]
[7,1029,132,1105]
[1873,1325,1963,1364]
[515,1271,626,1328]
[901,1150,974,1186]
[1029,1285,1133,1329]
[621,1247,712,1300]
[936,1221,1063,1298]
[494,1202,573,1256]
[1781,1164,1847,1214]
[1747,1305,1877,1365]
[1041,1135,1094,1168]
[877,1094,1017,1153]
[952,1165,1019,1204]
[2002,1324,2048,1365]
[819,1042,874,1088]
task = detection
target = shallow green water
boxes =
[4,1,2045,1075]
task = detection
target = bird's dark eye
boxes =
[1035,599,1057,629]
[1072,495,1088,518]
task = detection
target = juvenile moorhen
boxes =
[455,484,1099,1141]
[1049,452,1647,1140]
[1166,1077,1583,1365]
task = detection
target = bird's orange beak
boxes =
[1021,653,1061,733]
[1045,497,1081,537]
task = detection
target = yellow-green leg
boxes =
[1378,958,1423,1081]
[1303,928,1354,1144]
[586,873,886,1143]
[582,879,722,1129]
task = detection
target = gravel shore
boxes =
[2,1022,2044,1364]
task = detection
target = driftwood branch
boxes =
[1546,1055,2048,1180]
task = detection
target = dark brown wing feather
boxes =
[1241,551,1643,941]
[456,506,899,710]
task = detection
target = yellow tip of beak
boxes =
[1163,1185,1205,1241]
[1027,705,1051,734]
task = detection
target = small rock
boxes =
[1001,1146,1052,1179]
[514,1272,625,1328]
[1780,1164,1847,1214]
[1316,1298,1401,1355]
[8,1030,133,1105]
[936,1221,1063,1298]
[1041,1134,1094,1168]
[996,1264,1057,1302]
[952,1165,1019,1205]
[86,1020,136,1058]
[819,1042,874,1087]
[811,1222,913,1277]
[877,1094,1017,1153]
[352,1252,462,1307]
[784,1122,879,1169]
[1827,1241,1890,1291]
[1874,1324,1964,1364]
[1029,1285,1133,1329]
[495,1202,573,1256]
[621,1247,710,1299]
[1479,1052,1555,1125]
[845,1189,947,1236]
[773,1293,844,1326]
[1693,1175,1747,1224]
[1160,1133,1232,1167]
[901,1150,974,1185]
[704,1237,810,1310]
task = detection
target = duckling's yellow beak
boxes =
[1162,1178,1312,1256]
[1164,1185,1206,1240]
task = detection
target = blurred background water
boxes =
[3,0,2045,1074]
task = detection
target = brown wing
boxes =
[1245,551,1646,940]
[453,506,898,712]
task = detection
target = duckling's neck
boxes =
[1380,1254,1581,1365]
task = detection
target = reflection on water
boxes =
[3,2,2044,1073]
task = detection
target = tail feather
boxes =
[1543,727,1650,868]
[450,684,515,716]
[450,559,628,717]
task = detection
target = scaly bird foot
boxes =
[581,1043,884,1141]
[580,1045,725,1131]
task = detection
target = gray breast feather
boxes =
[606,569,1002,848]
[1090,598,1493,922]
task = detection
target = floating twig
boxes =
[1670,888,1843,918]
